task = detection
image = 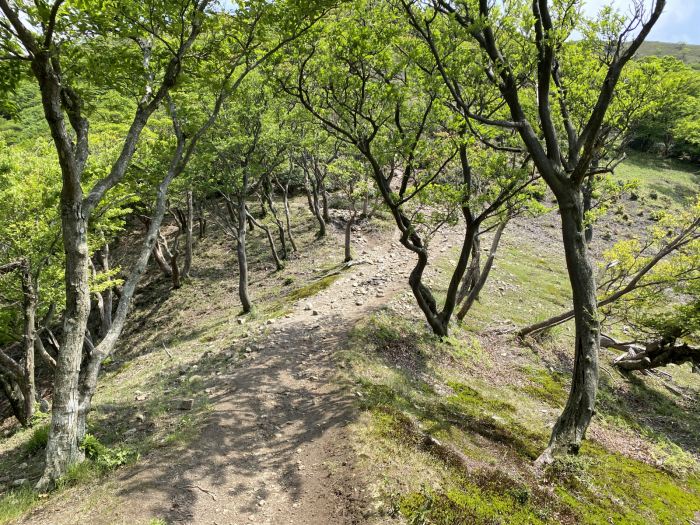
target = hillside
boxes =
[0,156,698,524]
[1,2,700,524]
[637,41,700,69]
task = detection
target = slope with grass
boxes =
[0,153,698,525]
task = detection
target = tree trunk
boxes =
[97,244,112,337]
[582,177,593,243]
[321,184,330,223]
[152,236,174,277]
[237,178,252,313]
[305,172,326,237]
[0,372,24,424]
[281,183,298,252]
[40,181,91,489]
[171,248,181,289]
[246,212,284,271]
[20,265,36,426]
[611,340,699,371]
[263,185,288,259]
[344,211,356,262]
[75,155,184,443]
[183,189,194,278]
[457,234,481,305]
[537,193,600,465]
[456,219,507,321]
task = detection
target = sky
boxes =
[581,0,700,44]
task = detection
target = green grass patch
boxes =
[616,151,699,207]
[286,272,341,302]
[553,442,700,524]
[0,486,38,525]
[398,484,554,525]
[522,366,568,407]
[23,424,49,456]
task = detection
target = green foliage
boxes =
[0,486,38,525]
[23,425,49,456]
[80,434,139,471]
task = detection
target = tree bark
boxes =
[263,182,288,259]
[246,211,284,271]
[344,211,356,262]
[183,189,194,278]
[280,182,298,252]
[237,176,253,313]
[305,171,326,237]
[152,234,174,277]
[456,219,507,320]
[537,193,600,464]
[20,264,36,426]
[96,244,113,337]
[582,177,593,243]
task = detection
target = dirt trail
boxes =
[20,227,460,525]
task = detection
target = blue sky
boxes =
[582,0,700,44]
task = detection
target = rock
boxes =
[175,398,194,410]
[312,310,319,316]
[266,319,274,325]
[135,392,147,401]
[236,318,245,325]
[304,302,313,311]
[18,462,27,470]
[11,479,27,487]
[355,300,363,306]
[135,413,146,423]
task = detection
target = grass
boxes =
[345,308,700,524]
[615,150,699,207]
[0,487,38,524]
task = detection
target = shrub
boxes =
[23,424,49,456]
[80,434,138,471]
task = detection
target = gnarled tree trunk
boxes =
[537,193,599,464]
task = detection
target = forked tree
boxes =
[414,0,665,461]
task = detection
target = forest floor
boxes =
[0,153,699,525]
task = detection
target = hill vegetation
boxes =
[638,41,700,69]
[0,0,698,524]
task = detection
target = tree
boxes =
[283,0,537,336]
[595,200,700,371]
[416,0,665,461]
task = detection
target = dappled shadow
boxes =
[599,369,700,457]
[98,311,359,523]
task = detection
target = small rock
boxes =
[312,310,319,316]
[266,319,274,325]
[12,479,27,487]
[355,300,363,306]
[135,393,147,401]
[18,462,28,470]
[237,318,245,325]
[304,302,313,311]
[135,413,146,423]
[175,398,194,410]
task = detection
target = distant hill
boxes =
[637,41,700,70]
